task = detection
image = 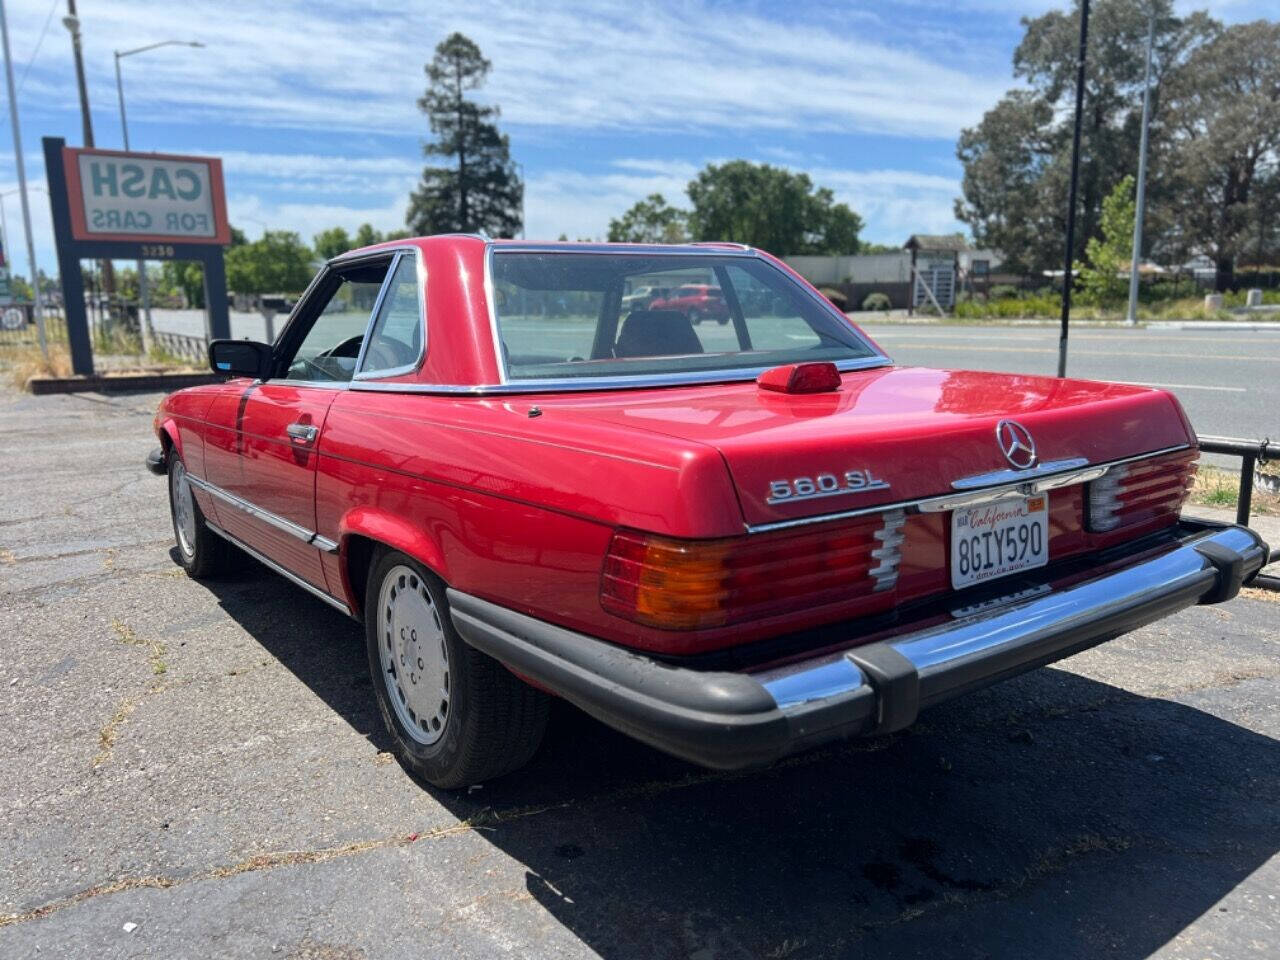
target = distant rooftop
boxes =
[904,233,969,252]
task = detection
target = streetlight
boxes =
[114,39,205,351]
[1,1,46,356]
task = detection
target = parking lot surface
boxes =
[1,386,1277,959]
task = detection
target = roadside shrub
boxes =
[862,292,892,311]
[953,295,1060,319]
[988,284,1019,300]
[818,287,848,310]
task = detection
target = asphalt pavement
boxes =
[1,387,1278,959]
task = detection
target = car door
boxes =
[200,255,394,590]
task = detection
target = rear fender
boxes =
[337,506,450,609]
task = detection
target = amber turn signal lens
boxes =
[600,516,892,631]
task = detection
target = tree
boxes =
[159,226,247,308]
[313,226,353,260]
[685,161,863,255]
[407,33,522,237]
[226,230,314,295]
[1160,20,1280,287]
[354,223,382,248]
[955,0,1217,274]
[608,194,688,243]
[1077,175,1135,305]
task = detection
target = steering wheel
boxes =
[320,334,365,359]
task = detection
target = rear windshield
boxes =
[490,252,880,381]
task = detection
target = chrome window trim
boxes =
[482,243,889,391]
[206,520,350,616]
[186,473,339,553]
[351,251,402,376]
[742,444,1192,534]
[347,354,893,396]
[352,249,430,381]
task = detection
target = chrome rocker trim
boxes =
[204,519,351,616]
[185,473,339,553]
[446,520,1268,770]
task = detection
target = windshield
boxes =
[490,252,881,382]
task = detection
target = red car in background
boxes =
[148,236,1268,789]
[649,282,731,324]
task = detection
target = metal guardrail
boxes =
[152,331,208,364]
[1197,436,1277,591]
[1198,436,1272,527]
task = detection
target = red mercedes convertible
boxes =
[147,236,1269,788]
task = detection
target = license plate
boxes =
[950,494,1049,590]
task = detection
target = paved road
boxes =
[1,387,1278,958]
[861,323,1280,450]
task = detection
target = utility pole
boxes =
[1125,5,1156,327]
[63,1,116,301]
[0,0,48,361]
[1057,0,1090,378]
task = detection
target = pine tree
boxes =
[407,33,522,238]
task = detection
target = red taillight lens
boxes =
[757,362,842,394]
[1087,449,1197,532]
[601,511,904,630]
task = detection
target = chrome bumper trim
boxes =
[755,523,1266,716]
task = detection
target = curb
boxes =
[1146,321,1280,331]
[26,372,225,395]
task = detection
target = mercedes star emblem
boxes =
[996,419,1038,470]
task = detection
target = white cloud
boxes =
[3,0,1013,141]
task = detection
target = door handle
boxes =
[286,422,319,446]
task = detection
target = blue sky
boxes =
[0,0,1274,275]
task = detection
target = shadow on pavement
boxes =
[196,557,1280,960]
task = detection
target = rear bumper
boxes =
[447,520,1269,770]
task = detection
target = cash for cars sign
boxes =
[62,147,231,245]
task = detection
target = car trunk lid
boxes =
[534,366,1194,529]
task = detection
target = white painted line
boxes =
[1112,380,1246,393]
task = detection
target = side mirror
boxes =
[209,339,272,379]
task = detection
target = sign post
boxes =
[43,137,232,376]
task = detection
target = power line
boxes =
[16,0,58,94]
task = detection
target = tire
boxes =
[168,450,234,578]
[716,315,729,325]
[365,550,549,788]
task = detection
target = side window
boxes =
[722,264,821,350]
[281,264,389,383]
[358,255,423,376]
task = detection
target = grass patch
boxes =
[1189,465,1280,516]
[1,343,73,390]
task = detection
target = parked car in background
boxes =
[620,284,668,312]
[649,282,731,324]
[149,236,1269,789]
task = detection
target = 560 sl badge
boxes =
[766,469,890,505]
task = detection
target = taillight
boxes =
[1087,449,1197,532]
[601,511,904,630]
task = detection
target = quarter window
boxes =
[359,255,424,376]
